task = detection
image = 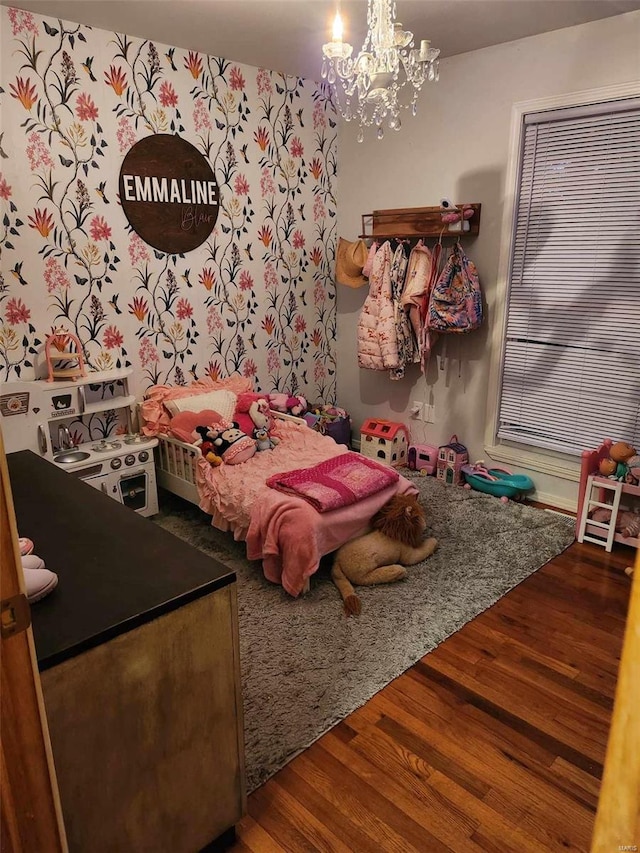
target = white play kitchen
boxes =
[1,367,158,516]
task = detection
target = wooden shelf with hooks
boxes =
[360,204,481,239]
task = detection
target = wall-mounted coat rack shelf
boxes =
[360,204,481,239]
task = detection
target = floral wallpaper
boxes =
[0,6,337,405]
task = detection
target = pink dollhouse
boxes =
[437,435,469,485]
[360,418,409,468]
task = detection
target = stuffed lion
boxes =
[331,492,438,616]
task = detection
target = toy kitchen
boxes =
[1,368,159,517]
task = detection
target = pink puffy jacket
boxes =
[357,242,399,371]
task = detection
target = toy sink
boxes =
[462,463,534,500]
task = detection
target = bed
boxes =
[140,377,418,596]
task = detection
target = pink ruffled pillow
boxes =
[141,375,253,436]
[168,409,222,444]
[164,389,237,421]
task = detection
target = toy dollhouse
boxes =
[360,418,409,468]
[437,435,469,485]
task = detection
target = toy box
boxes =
[408,444,438,474]
[360,418,409,468]
[436,434,469,485]
[305,404,352,447]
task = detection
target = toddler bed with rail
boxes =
[140,376,417,596]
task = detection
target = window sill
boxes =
[483,442,580,483]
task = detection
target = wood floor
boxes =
[230,538,635,853]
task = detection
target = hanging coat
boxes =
[357,241,398,371]
[401,240,432,348]
[389,243,416,380]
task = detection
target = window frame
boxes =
[484,81,640,483]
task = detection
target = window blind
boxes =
[497,99,640,457]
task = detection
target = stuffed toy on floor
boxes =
[331,492,438,616]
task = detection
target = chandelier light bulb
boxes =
[332,12,343,43]
[322,0,440,141]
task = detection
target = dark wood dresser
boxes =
[8,450,245,852]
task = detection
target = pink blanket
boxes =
[266,453,399,512]
[247,479,416,596]
[195,420,417,596]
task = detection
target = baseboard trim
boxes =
[532,490,577,514]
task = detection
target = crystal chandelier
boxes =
[321,0,440,141]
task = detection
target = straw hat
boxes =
[335,238,369,288]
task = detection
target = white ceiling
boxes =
[3,0,640,81]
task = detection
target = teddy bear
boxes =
[207,421,257,465]
[331,493,438,616]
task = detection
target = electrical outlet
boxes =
[423,404,435,423]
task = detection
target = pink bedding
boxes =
[195,419,417,596]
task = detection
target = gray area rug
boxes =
[153,471,575,792]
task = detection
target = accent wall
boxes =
[0,6,337,404]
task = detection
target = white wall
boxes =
[336,11,640,508]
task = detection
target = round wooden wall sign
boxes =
[119,134,219,254]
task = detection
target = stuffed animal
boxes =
[234,391,265,436]
[267,392,288,413]
[599,440,638,483]
[285,395,307,417]
[268,392,307,418]
[331,493,438,616]
[207,421,256,465]
[249,399,280,445]
[253,425,276,451]
[248,398,271,428]
[193,425,222,466]
[440,203,474,232]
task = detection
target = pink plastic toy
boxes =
[408,444,438,475]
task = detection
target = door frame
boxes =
[0,434,67,852]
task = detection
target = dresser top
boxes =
[8,450,235,671]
